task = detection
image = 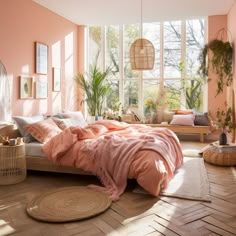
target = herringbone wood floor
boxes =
[0,141,235,236]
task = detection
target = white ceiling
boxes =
[33,0,236,26]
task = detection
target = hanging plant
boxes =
[198,38,233,95]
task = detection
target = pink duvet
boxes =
[42,120,183,201]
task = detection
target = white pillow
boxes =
[60,110,87,127]
[170,114,195,126]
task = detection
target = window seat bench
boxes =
[146,124,210,143]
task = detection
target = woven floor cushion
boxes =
[203,146,236,166]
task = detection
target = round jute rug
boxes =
[26,186,112,222]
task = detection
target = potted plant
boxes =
[215,107,236,145]
[74,63,111,119]
[198,38,233,96]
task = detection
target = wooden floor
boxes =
[0,141,236,236]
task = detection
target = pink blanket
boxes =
[42,120,183,201]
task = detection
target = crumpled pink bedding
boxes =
[41,120,183,201]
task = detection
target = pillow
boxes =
[24,118,62,143]
[12,115,44,143]
[60,110,87,127]
[52,118,74,130]
[173,109,193,115]
[194,112,209,126]
[170,114,195,126]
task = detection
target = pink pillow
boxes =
[24,118,62,143]
[170,114,195,126]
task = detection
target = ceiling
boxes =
[33,0,236,26]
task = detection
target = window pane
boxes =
[186,19,205,78]
[183,79,204,111]
[143,23,160,78]
[164,21,181,78]
[106,80,120,110]
[89,27,102,68]
[106,25,120,79]
[164,80,181,110]
[124,24,139,79]
[143,80,160,117]
[124,80,138,108]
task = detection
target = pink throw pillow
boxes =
[170,114,195,126]
[24,118,62,143]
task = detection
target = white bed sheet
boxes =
[25,142,45,157]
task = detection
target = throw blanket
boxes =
[42,120,183,201]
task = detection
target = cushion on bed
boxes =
[12,115,44,143]
[59,110,87,127]
[53,118,87,130]
[24,118,62,143]
[170,114,195,126]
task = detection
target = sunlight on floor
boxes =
[0,220,15,236]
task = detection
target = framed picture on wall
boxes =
[20,76,34,99]
[35,81,48,99]
[53,67,61,91]
[35,42,48,74]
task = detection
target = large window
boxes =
[88,19,206,118]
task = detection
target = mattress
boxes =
[25,142,45,157]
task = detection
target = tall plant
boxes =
[74,64,111,116]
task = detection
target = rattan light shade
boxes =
[130,38,155,70]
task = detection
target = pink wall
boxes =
[228,1,236,143]
[0,0,83,117]
[208,16,227,120]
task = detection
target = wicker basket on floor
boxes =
[0,144,26,185]
[203,145,236,166]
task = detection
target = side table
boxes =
[203,144,236,166]
[0,144,26,185]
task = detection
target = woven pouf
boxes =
[203,145,236,166]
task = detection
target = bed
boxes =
[8,114,183,200]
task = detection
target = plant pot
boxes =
[219,131,227,145]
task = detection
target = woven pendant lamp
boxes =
[130,0,155,70]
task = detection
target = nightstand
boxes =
[0,144,26,185]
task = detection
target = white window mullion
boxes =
[160,22,164,87]
[102,27,106,71]
[181,20,186,109]
[119,24,124,106]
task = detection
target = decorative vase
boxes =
[219,131,227,145]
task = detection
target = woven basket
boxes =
[0,144,26,185]
[203,146,236,166]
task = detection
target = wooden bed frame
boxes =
[26,155,92,175]
[1,122,210,175]
[0,124,90,175]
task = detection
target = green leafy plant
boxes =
[215,107,235,133]
[74,64,111,116]
[198,39,233,95]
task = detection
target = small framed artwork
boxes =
[53,67,61,91]
[35,82,48,99]
[35,42,48,74]
[20,76,33,99]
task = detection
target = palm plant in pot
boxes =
[74,63,111,120]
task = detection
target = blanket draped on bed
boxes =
[42,120,183,201]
